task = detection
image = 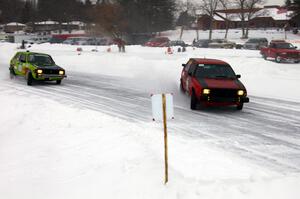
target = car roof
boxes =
[17,51,51,56]
[192,58,229,65]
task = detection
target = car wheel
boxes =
[262,54,267,60]
[27,72,33,86]
[56,80,62,85]
[190,91,198,110]
[294,60,299,63]
[9,67,16,79]
[237,103,244,110]
[180,80,184,92]
[275,55,281,63]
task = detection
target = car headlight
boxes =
[203,89,210,95]
[59,70,64,75]
[237,90,245,96]
[37,69,43,74]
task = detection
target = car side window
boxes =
[19,54,26,63]
[184,60,193,72]
[188,63,197,75]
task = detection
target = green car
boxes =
[9,51,67,85]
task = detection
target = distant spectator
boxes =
[115,38,126,52]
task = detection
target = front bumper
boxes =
[200,95,249,106]
[36,74,67,80]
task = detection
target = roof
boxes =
[6,22,26,26]
[215,7,294,22]
[17,51,51,56]
[192,58,229,65]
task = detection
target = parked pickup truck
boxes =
[260,40,300,63]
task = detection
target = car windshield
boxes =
[195,64,236,79]
[275,43,296,49]
[247,39,261,43]
[28,54,55,66]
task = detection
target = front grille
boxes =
[43,69,59,75]
[210,89,238,98]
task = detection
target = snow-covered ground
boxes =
[0,29,300,199]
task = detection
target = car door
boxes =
[186,62,197,94]
[18,54,28,76]
[181,59,193,91]
[269,43,277,58]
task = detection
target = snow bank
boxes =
[0,92,299,199]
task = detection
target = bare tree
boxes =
[244,0,265,38]
[200,0,220,40]
[219,0,234,39]
[233,0,265,38]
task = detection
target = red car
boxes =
[144,37,170,47]
[180,58,249,110]
[260,40,300,63]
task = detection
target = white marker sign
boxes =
[151,93,174,121]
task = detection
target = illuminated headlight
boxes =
[237,90,245,96]
[37,69,43,74]
[59,70,64,75]
[203,89,210,95]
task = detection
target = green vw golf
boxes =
[9,51,67,85]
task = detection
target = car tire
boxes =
[295,61,299,63]
[275,55,281,63]
[9,67,16,79]
[56,80,62,85]
[180,80,184,92]
[237,103,244,110]
[27,72,33,86]
[190,91,198,110]
[262,53,267,60]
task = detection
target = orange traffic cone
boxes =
[166,47,173,54]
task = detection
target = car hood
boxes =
[198,78,244,89]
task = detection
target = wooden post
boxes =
[162,94,168,184]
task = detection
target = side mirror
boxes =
[236,74,241,79]
[182,64,186,67]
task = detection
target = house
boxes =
[4,22,26,33]
[195,6,295,30]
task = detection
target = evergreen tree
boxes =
[117,0,175,33]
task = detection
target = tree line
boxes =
[0,0,175,35]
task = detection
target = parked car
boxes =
[9,51,67,85]
[243,38,268,50]
[144,37,170,47]
[49,37,65,44]
[192,39,211,48]
[180,58,249,110]
[167,40,188,47]
[208,39,236,49]
[62,37,90,45]
[260,40,300,63]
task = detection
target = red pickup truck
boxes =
[180,58,249,110]
[260,40,300,63]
